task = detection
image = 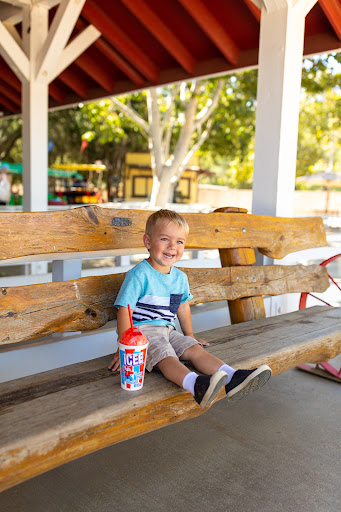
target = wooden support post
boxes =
[214,207,266,324]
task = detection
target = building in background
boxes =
[124,153,212,203]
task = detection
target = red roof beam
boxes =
[243,0,261,23]
[82,0,159,82]
[121,0,197,74]
[95,37,145,87]
[76,19,145,87]
[319,0,341,40]
[58,68,89,99]
[49,83,66,104]
[0,93,18,113]
[0,60,21,92]
[178,0,240,66]
[0,79,21,106]
[75,50,116,93]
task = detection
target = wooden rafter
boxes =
[121,0,197,74]
[82,0,159,83]
[49,82,66,103]
[319,0,341,40]
[94,37,145,87]
[0,79,20,105]
[36,0,98,83]
[0,20,29,82]
[178,0,240,65]
[0,92,17,112]
[1,0,31,7]
[58,68,88,98]
[76,18,145,87]
[75,50,115,93]
[48,23,101,82]
[244,0,261,22]
[0,59,20,91]
[2,22,21,47]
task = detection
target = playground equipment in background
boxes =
[51,163,106,205]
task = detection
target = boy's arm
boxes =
[108,306,131,372]
[177,301,210,346]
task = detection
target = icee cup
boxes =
[118,327,148,391]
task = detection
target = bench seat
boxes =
[1,305,340,492]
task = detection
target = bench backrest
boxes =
[0,205,329,346]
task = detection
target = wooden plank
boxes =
[0,306,340,492]
[0,264,329,345]
[0,206,327,261]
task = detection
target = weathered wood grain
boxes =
[215,206,266,324]
[0,264,329,345]
[0,206,327,261]
[0,306,340,492]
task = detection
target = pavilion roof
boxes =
[0,0,341,116]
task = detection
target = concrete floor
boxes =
[1,356,341,512]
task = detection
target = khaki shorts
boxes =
[138,324,199,372]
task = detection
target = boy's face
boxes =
[143,220,187,274]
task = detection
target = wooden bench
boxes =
[1,205,341,492]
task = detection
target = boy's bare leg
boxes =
[180,344,224,374]
[156,356,191,387]
[181,344,272,402]
[156,354,227,409]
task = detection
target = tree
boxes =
[111,79,224,206]
[48,100,147,200]
[0,117,22,162]
[199,70,258,188]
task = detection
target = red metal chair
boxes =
[297,253,341,383]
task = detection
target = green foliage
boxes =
[1,51,341,194]
[0,117,22,162]
[49,99,147,167]
[198,70,257,187]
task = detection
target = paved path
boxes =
[1,356,340,512]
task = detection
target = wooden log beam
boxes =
[0,306,340,492]
[0,206,327,262]
[0,264,329,345]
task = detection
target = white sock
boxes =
[218,364,236,385]
[182,372,198,396]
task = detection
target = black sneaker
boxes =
[225,365,272,402]
[194,370,227,409]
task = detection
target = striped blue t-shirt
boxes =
[114,259,193,328]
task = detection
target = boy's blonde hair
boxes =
[145,209,189,237]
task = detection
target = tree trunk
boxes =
[149,170,174,207]
[111,80,224,208]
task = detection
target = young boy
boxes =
[109,209,271,409]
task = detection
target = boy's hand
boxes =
[108,349,120,372]
[193,336,210,347]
